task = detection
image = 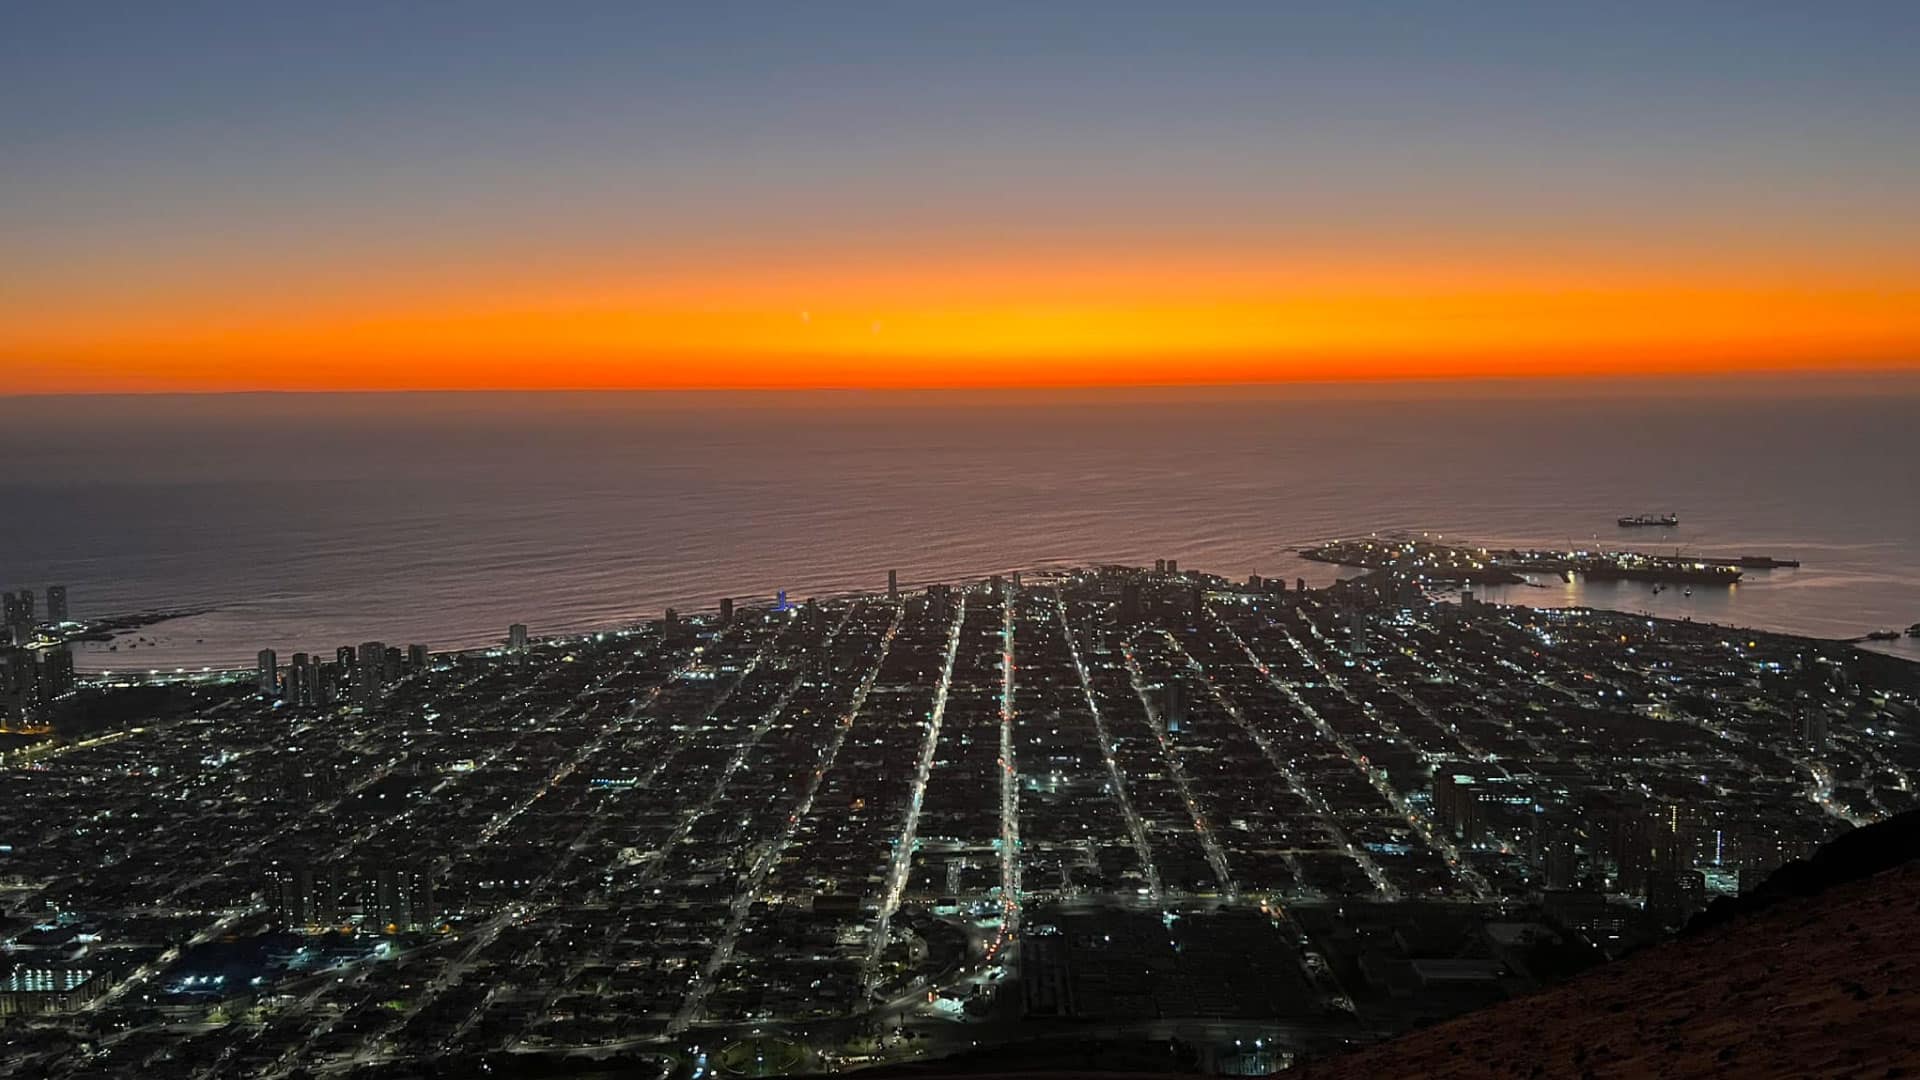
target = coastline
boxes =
[71,566,1917,687]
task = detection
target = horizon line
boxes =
[7,363,1920,401]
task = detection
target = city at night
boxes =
[6,4,1920,1077]
[5,561,1918,1076]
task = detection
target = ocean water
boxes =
[1,378,1916,672]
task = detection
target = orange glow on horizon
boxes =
[6,254,1919,393]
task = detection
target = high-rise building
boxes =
[45,586,68,624]
[925,582,954,622]
[271,863,341,931]
[1609,804,1656,894]
[1433,768,1491,847]
[257,649,279,697]
[1796,710,1830,752]
[317,662,344,705]
[40,647,76,701]
[407,643,429,671]
[1,650,39,714]
[3,591,34,641]
[508,623,528,650]
[888,569,898,600]
[1154,559,1166,574]
[718,599,733,626]
[287,653,314,706]
[1166,559,1178,575]
[1119,581,1142,623]
[365,863,437,933]
[1647,868,1708,926]
[1162,677,1187,735]
[1545,833,1579,891]
[354,642,386,705]
[1342,605,1370,657]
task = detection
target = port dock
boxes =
[1301,536,1802,586]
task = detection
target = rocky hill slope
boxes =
[1296,858,1920,1079]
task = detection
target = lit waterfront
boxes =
[5,561,1912,1076]
[3,383,1918,674]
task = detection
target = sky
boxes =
[5,2,1920,393]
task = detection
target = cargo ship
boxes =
[1617,513,1679,528]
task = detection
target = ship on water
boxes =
[1618,512,1679,528]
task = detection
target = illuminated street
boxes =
[4,565,1916,1078]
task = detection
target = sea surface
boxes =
[2,377,1916,673]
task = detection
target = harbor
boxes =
[1298,535,1788,587]
[1297,535,1917,665]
